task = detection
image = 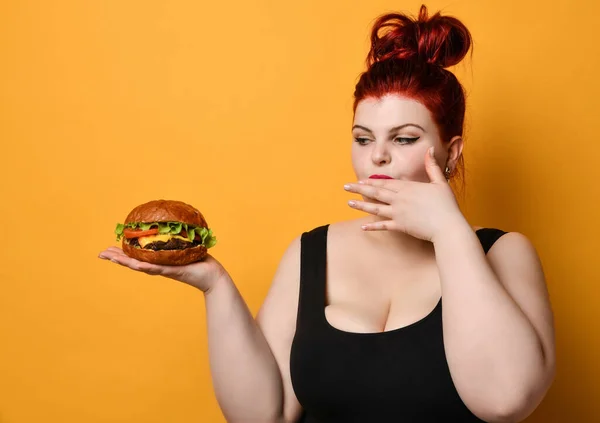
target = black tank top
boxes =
[290,224,507,423]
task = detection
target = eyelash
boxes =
[353,137,420,146]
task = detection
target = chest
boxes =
[289,224,487,422]
[323,233,442,334]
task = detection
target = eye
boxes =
[353,137,370,145]
[394,136,420,144]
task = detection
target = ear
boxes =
[446,136,464,170]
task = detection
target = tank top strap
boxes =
[297,224,329,332]
[475,228,508,254]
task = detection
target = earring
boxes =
[444,166,451,180]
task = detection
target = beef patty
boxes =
[127,237,201,250]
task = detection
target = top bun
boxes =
[124,199,208,228]
[367,4,472,69]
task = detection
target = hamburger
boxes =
[114,199,217,266]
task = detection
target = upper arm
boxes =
[255,235,303,423]
[486,232,556,387]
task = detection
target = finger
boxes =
[103,253,136,267]
[104,253,169,275]
[136,262,170,276]
[98,248,126,260]
[344,183,395,204]
[425,146,446,184]
[109,249,188,276]
[106,247,127,256]
[348,200,393,218]
[100,251,141,269]
[360,220,398,231]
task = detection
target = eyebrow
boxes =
[352,123,426,133]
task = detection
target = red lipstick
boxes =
[369,174,394,179]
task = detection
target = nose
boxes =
[371,141,391,166]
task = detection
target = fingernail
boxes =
[429,146,435,158]
[344,184,351,190]
[348,200,356,207]
[98,254,106,259]
[110,259,119,264]
[358,180,365,184]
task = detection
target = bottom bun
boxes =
[122,240,207,266]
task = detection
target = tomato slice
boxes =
[123,228,159,239]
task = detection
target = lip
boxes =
[369,174,394,179]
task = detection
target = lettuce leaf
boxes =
[157,222,171,234]
[170,222,182,234]
[206,234,217,248]
[114,221,217,248]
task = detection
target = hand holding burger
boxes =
[98,199,227,292]
[115,199,216,266]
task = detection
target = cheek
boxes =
[350,146,365,171]
[400,148,429,180]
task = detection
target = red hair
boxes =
[353,5,472,186]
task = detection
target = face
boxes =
[351,94,462,187]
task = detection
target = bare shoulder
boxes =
[471,226,550,298]
[256,218,363,309]
[479,228,546,277]
[483,230,552,302]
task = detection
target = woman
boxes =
[99,5,555,422]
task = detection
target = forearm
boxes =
[203,276,284,423]
[433,217,546,418]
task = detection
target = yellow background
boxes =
[1,0,598,421]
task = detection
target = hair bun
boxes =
[367,5,472,69]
